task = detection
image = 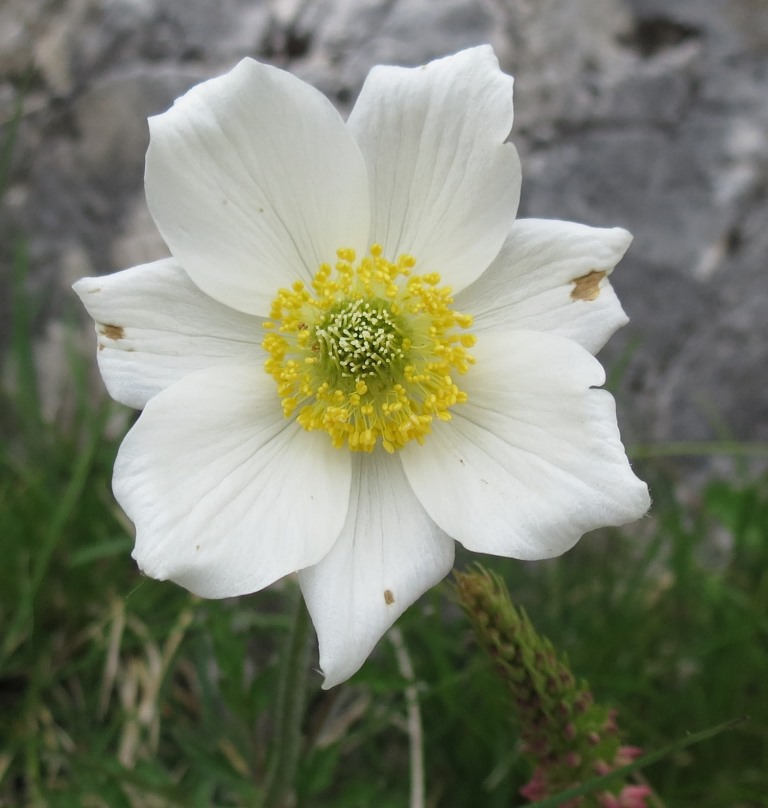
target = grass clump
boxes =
[1,247,766,806]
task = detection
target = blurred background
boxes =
[3,0,768,461]
[1,1,767,806]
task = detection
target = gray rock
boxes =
[2,0,767,477]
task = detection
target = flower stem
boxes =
[263,586,313,808]
[389,627,425,808]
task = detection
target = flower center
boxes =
[263,245,475,453]
[315,297,406,383]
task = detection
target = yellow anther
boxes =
[262,245,474,453]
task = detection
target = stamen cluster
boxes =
[263,245,475,453]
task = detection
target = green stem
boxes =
[628,441,768,459]
[263,586,313,807]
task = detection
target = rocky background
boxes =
[2,0,767,475]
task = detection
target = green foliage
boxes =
[2,246,766,806]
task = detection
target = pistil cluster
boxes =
[263,245,475,453]
[314,298,405,383]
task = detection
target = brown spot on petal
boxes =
[101,324,124,340]
[571,270,606,301]
[384,589,395,605]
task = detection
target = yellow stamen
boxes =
[263,246,475,453]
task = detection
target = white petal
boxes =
[458,219,632,354]
[114,364,351,598]
[402,331,649,559]
[299,453,454,689]
[347,45,521,292]
[73,259,264,409]
[145,58,370,317]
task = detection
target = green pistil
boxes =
[313,298,408,389]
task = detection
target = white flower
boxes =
[74,47,649,688]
